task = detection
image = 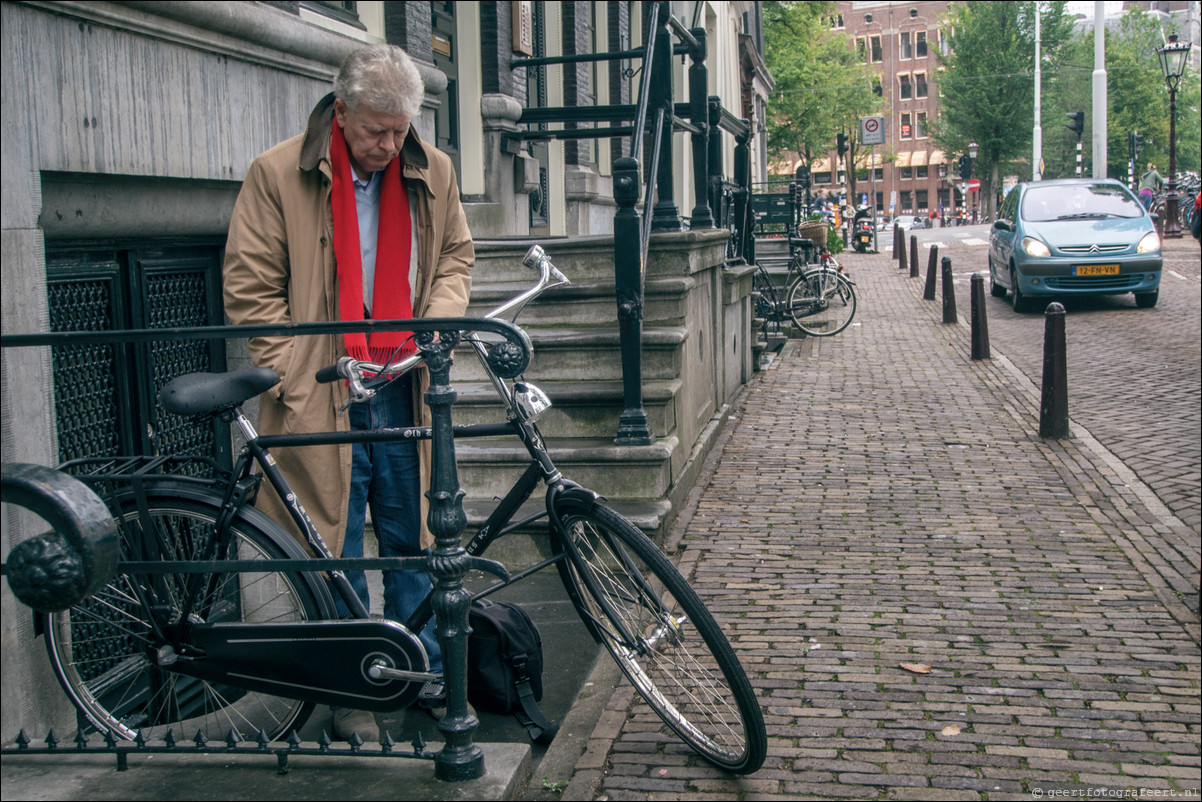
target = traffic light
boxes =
[958,153,973,180]
[1066,111,1084,137]
[796,165,812,189]
[1129,131,1143,162]
[837,132,849,158]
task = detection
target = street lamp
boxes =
[1157,33,1192,238]
[968,140,978,224]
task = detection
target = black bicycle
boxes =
[26,245,767,774]
[753,234,857,338]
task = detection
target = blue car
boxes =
[987,179,1162,312]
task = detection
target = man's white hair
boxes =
[335,44,424,118]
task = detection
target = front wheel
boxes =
[788,269,857,337]
[1010,267,1035,313]
[1135,290,1158,309]
[551,498,766,774]
[42,486,330,742]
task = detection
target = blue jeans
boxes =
[1139,190,1154,210]
[340,373,442,674]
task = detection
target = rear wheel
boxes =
[43,487,328,742]
[551,497,766,774]
[989,262,1007,297]
[788,269,856,337]
[751,267,775,322]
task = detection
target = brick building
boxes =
[808,1,959,220]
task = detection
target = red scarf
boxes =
[330,120,414,363]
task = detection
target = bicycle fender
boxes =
[105,480,339,622]
[1,463,119,612]
[550,484,601,516]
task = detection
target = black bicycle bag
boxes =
[467,599,559,744]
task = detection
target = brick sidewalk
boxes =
[562,248,1201,801]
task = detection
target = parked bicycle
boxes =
[1150,171,1201,232]
[753,232,857,338]
[16,245,767,774]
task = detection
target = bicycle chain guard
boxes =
[175,618,433,712]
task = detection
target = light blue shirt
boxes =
[353,172,382,313]
[353,170,418,315]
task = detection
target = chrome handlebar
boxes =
[317,245,569,408]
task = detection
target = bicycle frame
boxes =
[243,342,654,659]
[139,240,661,677]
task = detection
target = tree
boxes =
[1048,9,1168,181]
[1019,7,1199,184]
[1100,12,1173,181]
[762,1,879,200]
[930,1,1075,219]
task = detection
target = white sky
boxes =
[1064,1,1126,19]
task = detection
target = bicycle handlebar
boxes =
[314,245,568,396]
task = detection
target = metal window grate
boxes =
[47,243,228,471]
[49,274,124,462]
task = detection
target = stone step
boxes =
[449,378,682,439]
[459,496,673,568]
[455,436,678,502]
[474,235,625,284]
[447,326,688,383]
[465,275,696,327]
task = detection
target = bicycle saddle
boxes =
[159,367,281,415]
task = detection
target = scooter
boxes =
[852,207,874,253]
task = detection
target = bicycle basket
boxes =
[797,220,829,245]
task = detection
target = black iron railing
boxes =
[2,318,530,783]
[507,0,752,445]
[4,727,435,773]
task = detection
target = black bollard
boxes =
[970,273,990,360]
[909,235,919,278]
[941,256,957,324]
[899,230,908,272]
[923,244,938,300]
[1039,302,1069,438]
[892,224,901,259]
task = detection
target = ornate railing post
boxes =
[789,181,801,239]
[707,96,724,231]
[734,122,754,264]
[649,1,680,232]
[687,26,713,229]
[418,330,484,782]
[613,156,654,445]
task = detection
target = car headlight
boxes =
[1022,237,1051,257]
[1137,232,1161,254]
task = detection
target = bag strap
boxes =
[511,654,558,745]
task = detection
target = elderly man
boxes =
[223,44,473,741]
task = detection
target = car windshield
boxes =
[1021,184,1143,222]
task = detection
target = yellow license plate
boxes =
[1074,264,1120,276]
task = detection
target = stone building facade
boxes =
[1,0,771,738]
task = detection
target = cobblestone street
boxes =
[563,237,1201,801]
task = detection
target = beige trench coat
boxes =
[223,93,474,557]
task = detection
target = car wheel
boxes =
[1135,290,1158,309]
[1010,266,1033,313]
[989,261,1007,297]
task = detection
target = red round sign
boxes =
[967,179,981,191]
